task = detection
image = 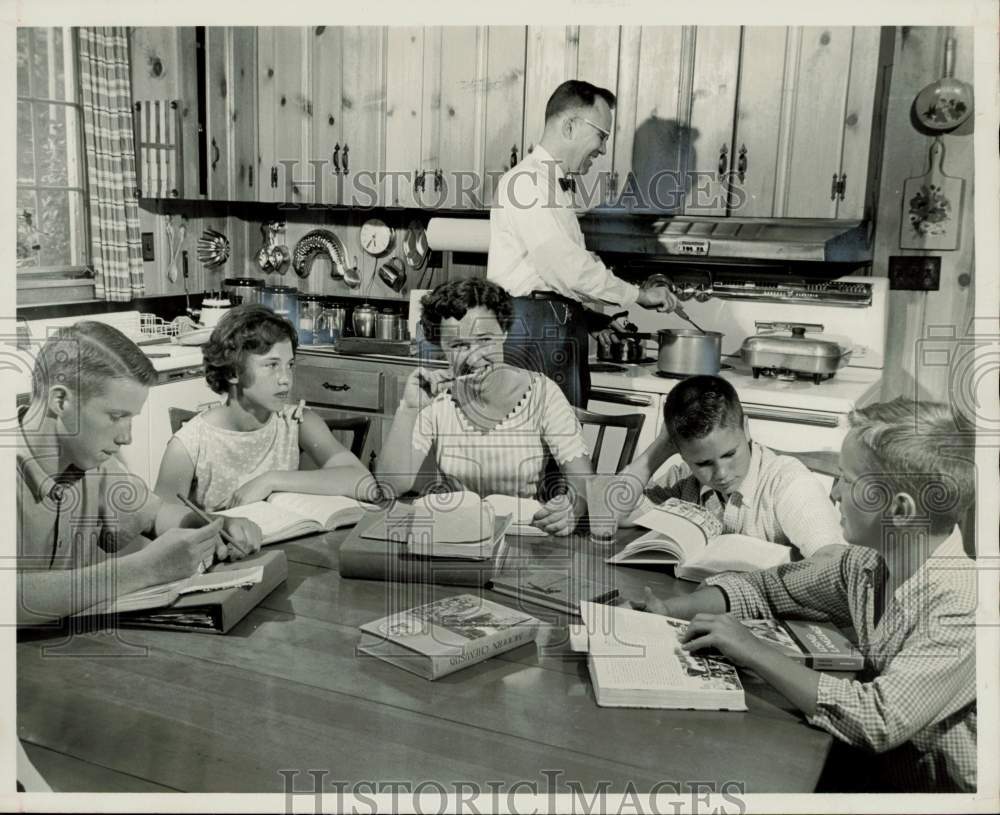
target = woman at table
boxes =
[378,279,592,536]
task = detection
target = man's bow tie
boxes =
[558,177,576,193]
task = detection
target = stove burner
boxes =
[655,363,732,380]
[751,366,836,385]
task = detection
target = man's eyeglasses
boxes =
[577,117,611,145]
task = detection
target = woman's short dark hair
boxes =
[203,304,298,394]
[663,375,744,442]
[419,279,513,344]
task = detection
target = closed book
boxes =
[339,517,496,587]
[358,503,510,561]
[489,535,619,616]
[741,618,864,671]
[579,602,747,711]
[357,594,540,680]
[112,550,288,635]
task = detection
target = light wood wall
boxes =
[870,26,975,403]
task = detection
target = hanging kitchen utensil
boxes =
[900,137,964,251]
[165,216,186,283]
[292,229,349,279]
[913,34,973,132]
[256,221,291,274]
[196,228,230,268]
[377,257,407,292]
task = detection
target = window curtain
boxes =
[78,27,144,301]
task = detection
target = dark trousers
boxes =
[505,296,590,408]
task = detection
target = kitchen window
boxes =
[16,27,90,284]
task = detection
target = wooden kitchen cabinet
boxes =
[205,27,258,201]
[482,26,527,207]
[729,26,888,220]
[257,27,311,205]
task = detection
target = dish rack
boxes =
[139,313,200,341]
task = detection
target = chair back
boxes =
[168,407,197,434]
[574,407,645,473]
[169,406,371,463]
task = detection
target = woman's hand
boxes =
[531,493,583,537]
[230,472,277,508]
[401,367,454,410]
[220,516,264,560]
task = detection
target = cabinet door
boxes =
[310,26,346,206]
[384,27,428,208]
[836,27,881,220]
[728,26,789,218]
[614,26,690,214]
[482,26,526,208]
[257,27,310,204]
[340,26,386,208]
[434,26,487,210]
[684,26,741,216]
[780,27,861,219]
[205,28,232,200]
[573,26,621,211]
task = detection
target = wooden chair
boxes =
[573,407,646,473]
[168,406,371,459]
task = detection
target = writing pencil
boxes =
[175,492,237,545]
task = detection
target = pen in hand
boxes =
[175,493,237,571]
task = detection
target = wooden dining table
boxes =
[17,527,833,796]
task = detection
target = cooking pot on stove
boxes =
[598,332,649,363]
[740,322,852,381]
[657,329,723,376]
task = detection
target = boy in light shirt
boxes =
[641,397,977,792]
[623,375,846,559]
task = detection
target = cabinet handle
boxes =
[433,168,443,192]
[510,145,518,167]
[322,382,351,392]
[737,144,748,183]
[717,144,729,176]
[271,166,278,188]
[607,170,619,206]
[210,138,220,171]
[830,173,839,201]
[342,144,349,175]
[248,164,254,189]
[413,169,425,192]
[332,143,340,174]
[837,173,847,201]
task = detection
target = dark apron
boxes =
[505,294,590,408]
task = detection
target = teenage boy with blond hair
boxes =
[643,397,977,792]
[16,321,261,624]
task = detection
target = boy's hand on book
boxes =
[531,494,580,537]
[230,473,277,507]
[145,519,224,582]
[680,613,760,667]
[221,516,263,560]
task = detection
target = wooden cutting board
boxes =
[900,138,964,250]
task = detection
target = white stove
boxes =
[584,275,888,470]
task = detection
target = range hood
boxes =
[578,214,873,264]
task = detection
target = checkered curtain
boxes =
[78,27,144,301]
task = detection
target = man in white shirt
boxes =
[488,80,676,406]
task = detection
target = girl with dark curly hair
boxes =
[379,279,592,536]
[154,304,371,511]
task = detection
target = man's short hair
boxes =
[203,304,298,395]
[544,80,616,122]
[663,375,744,442]
[31,321,156,403]
[849,397,975,536]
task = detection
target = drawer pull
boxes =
[322,382,351,392]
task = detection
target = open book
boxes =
[576,601,747,711]
[607,498,790,582]
[483,495,547,537]
[216,492,377,544]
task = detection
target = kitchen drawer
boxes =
[294,364,384,411]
